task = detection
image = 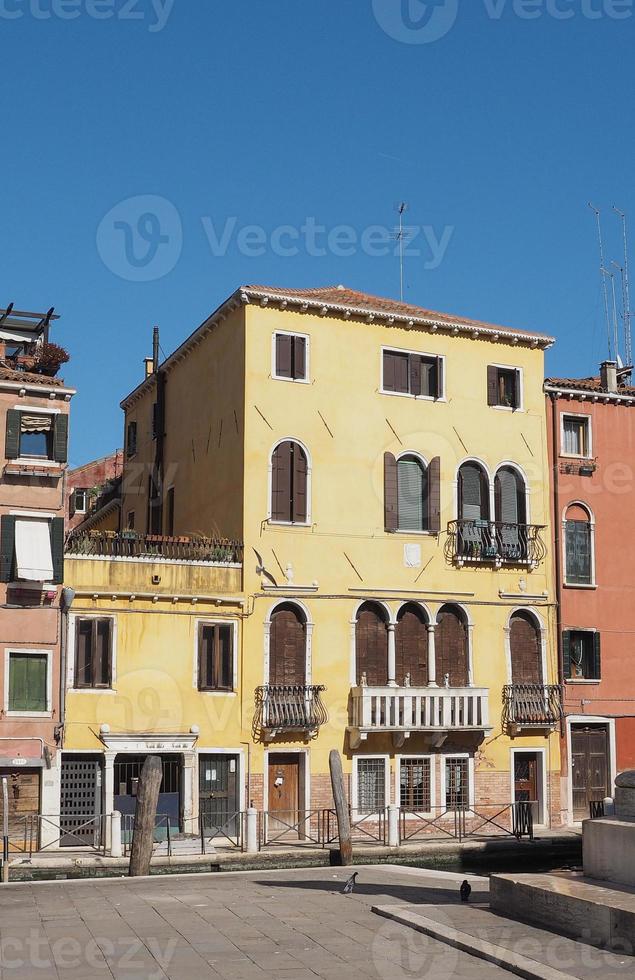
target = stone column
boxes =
[427,625,437,687]
[387,624,397,687]
[103,751,116,852]
[182,751,196,834]
[39,756,62,849]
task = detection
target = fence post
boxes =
[246,808,258,853]
[388,805,400,847]
[110,811,122,858]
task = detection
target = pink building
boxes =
[65,450,122,532]
[0,307,74,846]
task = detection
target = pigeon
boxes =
[460,880,472,902]
[342,872,358,894]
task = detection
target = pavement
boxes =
[0,863,630,980]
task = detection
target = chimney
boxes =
[600,360,618,393]
[143,357,154,379]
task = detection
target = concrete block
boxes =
[583,817,635,886]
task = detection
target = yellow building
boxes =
[61,284,563,845]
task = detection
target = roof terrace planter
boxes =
[446,520,546,569]
[502,684,564,734]
[254,685,328,741]
[64,530,243,564]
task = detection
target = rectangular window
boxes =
[356,758,386,812]
[126,511,135,530]
[198,623,234,692]
[383,349,443,399]
[147,475,162,534]
[400,758,431,811]
[1,515,63,584]
[72,489,88,515]
[151,404,158,440]
[19,414,53,458]
[8,653,48,713]
[487,365,521,409]
[445,757,470,809]
[565,520,592,585]
[5,410,68,463]
[564,630,601,680]
[274,333,307,381]
[562,415,590,457]
[126,420,137,457]
[75,618,113,689]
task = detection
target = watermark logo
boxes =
[0,0,175,32]
[97,194,182,282]
[372,0,459,44]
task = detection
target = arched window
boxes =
[564,504,593,586]
[458,462,490,522]
[355,602,388,686]
[495,466,527,560]
[270,441,308,524]
[384,453,440,533]
[269,603,306,686]
[436,605,469,687]
[396,604,428,686]
[509,611,543,685]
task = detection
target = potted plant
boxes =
[33,342,70,377]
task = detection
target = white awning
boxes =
[14,520,54,582]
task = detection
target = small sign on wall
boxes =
[404,544,421,568]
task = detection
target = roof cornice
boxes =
[544,382,635,404]
[0,379,75,398]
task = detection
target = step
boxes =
[490,872,635,950]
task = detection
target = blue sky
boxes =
[2,0,634,465]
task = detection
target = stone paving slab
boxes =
[377,901,634,979]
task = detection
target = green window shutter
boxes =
[562,630,571,679]
[428,457,441,533]
[0,515,16,583]
[26,656,47,711]
[9,654,28,711]
[9,654,47,712]
[384,452,398,532]
[53,414,69,463]
[50,518,65,584]
[592,632,601,680]
[5,409,21,459]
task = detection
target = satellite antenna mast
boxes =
[394,202,409,302]
[613,206,632,369]
[602,266,621,366]
[589,203,613,359]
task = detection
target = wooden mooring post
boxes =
[329,750,352,866]
[129,756,162,877]
[1,777,9,883]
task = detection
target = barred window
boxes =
[356,758,386,812]
[445,757,470,810]
[400,758,431,811]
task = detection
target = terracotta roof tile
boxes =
[244,284,554,344]
[0,360,64,387]
[546,376,635,396]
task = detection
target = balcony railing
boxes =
[502,684,563,731]
[446,520,547,568]
[254,685,328,739]
[65,530,243,564]
[349,685,490,748]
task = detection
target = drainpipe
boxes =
[58,587,76,744]
[549,393,565,735]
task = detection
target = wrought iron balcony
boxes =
[502,684,563,732]
[254,685,328,740]
[348,685,491,749]
[446,520,546,568]
[65,530,243,564]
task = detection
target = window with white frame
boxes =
[400,757,431,811]
[74,618,114,689]
[356,758,386,812]
[7,651,49,714]
[273,332,308,381]
[444,757,470,809]
[562,415,591,458]
[198,622,235,691]
[72,488,88,515]
[382,348,444,399]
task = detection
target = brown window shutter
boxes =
[409,355,422,396]
[383,351,396,391]
[510,613,542,684]
[270,606,306,685]
[271,441,292,521]
[75,619,93,688]
[395,606,428,686]
[428,456,441,532]
[384,452,398,532]
[95,619,112,687]
[217,625,233,690]
[276,334,293,378]
[356,605,388,686]
[514,369,522,408]
[436,608,469,687]
[198,624,213,690]
[487,365,499,406]
[293,337,307,380]
[435,357,444,399]
[292,443,308,523]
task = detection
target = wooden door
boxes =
[267,755,300,836]
[571,726,609,821]
[199,754,239,837]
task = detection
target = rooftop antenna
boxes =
[602,266,621,366]
[393,202,409,302]
[589,203,613,359]
[613,206,632,369]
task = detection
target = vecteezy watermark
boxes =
[373,0,632,44]
[97,195,183,282]
[0,931,177,978]
[0,0,175,32]
[97,198,455,281]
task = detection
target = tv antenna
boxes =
[602,266,620,366]
[589,203,613,359]
[613,206,632,369]
[393,202,409,302]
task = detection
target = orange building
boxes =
[546,361,635,823]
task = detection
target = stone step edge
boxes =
[492,874,635,915]
[372,904,576,980]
